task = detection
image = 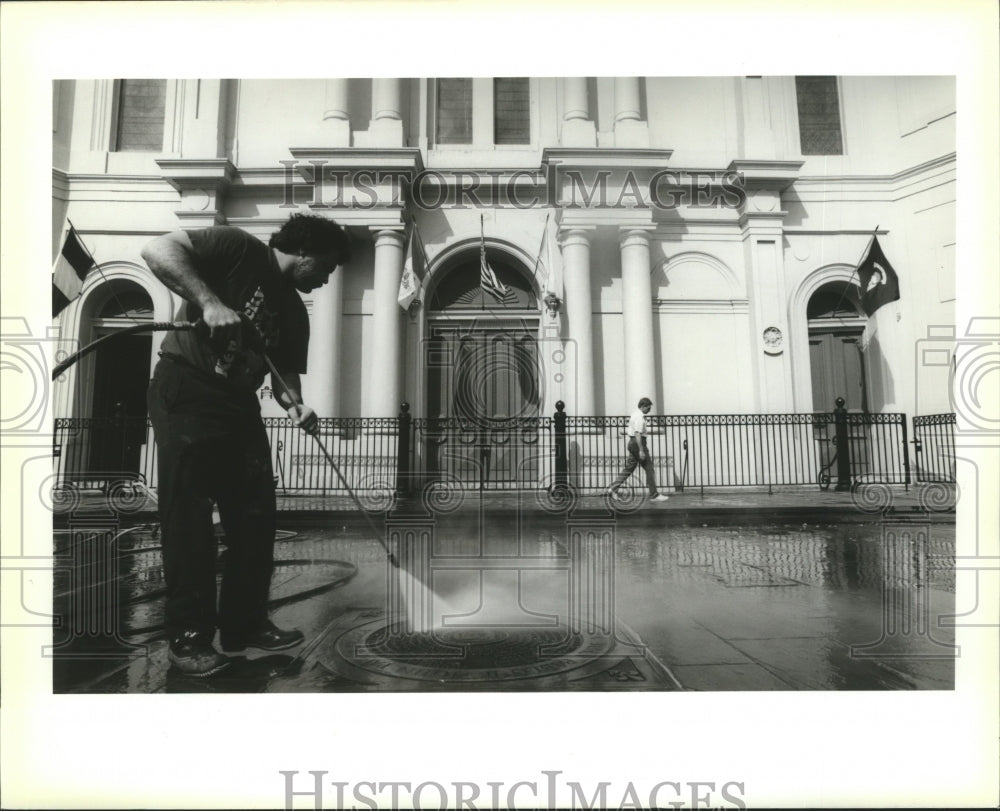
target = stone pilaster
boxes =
[613,77,649,148]
[561,77,596,148]
[323,79,351,147]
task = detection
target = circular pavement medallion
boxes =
[324,620,620,685]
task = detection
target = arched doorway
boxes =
[424,249,541,488]
[87,285,154,478]
[807,282,869,413]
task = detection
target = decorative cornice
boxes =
[51,170,166,186]
[155,158,237,192]
[653,298,750,314]
[727,159,804,192]
[783,227,890,236]
[559,208,656,230]
[288,147,424,176]
[795,152,955,186]
[542,147,673,169]
[227,207,406,233]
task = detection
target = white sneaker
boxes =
[609,490,625,502]
[650,494,669,502]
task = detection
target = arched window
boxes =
[428,253,537,311]
[806,282,863,322]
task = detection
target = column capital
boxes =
[370,227,406,246]
[559,226,595,247]
[618,226,655,248]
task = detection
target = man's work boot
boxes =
[221,620,304,653]
[168,630,231,677]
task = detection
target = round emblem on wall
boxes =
[750,189,777,212]
[762,326,784,355]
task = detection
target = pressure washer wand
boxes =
[51,320,199,380]
[262,354,400,569]
[50,318,401,567]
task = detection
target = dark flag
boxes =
[52,227,95,316]
[856,235,900,316]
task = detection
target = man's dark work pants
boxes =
[148,357,275,639]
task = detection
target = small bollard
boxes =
[554,400,568,491]
[834,396,853,491]
[396,401,411,497]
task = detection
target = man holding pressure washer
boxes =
[142,214,351,676]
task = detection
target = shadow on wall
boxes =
[866,333,896,411]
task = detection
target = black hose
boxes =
[52,320,198,380]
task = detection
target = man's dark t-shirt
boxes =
[158,227,309,393]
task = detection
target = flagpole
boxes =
[532,212,551,285]
[829,224,879,323]
[474,212,519,326]
[66,218,143,326]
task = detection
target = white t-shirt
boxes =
[626,408,647,438]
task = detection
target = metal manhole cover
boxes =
[325,620,619,685]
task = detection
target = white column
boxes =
[368,229,406,417]
[564,77,589,121]
[372,78,402,120]
[613,77,649,148]
[368,78,404,147]
[305,268,343,420]
[561,229,596,414]
[323,79,350,146]
[613,77,641,123]
[561,77,596,148]
[620,228,656,409]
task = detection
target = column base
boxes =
[322,118,351,148]
[614,119,650,148]
[561,119,597,148]
[355,118,404,148]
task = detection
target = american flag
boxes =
[480,218,509,302]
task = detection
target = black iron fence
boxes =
[912,413,957,483]
[54,417,157,493]
[53,404,915,496]
[266,416,398,495]
[561,412,909,495]
[408,415,555,491]
[400,404,910,494]
[53,416,399,496]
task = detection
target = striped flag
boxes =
[397,223,428,310]
[52,227,95,316]
[480,217,509,303]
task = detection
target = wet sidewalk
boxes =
[54,480,957,525]
[51,484,957,694]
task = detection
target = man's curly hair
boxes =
[269,213,352,263]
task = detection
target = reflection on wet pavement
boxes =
[53,515,956,693]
